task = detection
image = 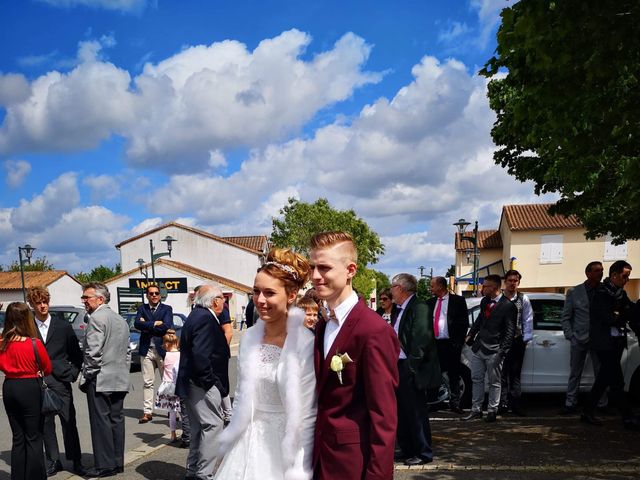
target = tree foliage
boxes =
[481,0,640,243]
[9,256,55,272]
[271,198,385,299]
[416,277,432,302]
[75,264,121,284]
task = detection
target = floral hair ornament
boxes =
[263,261,300,281]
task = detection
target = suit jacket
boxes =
[36,316,83,385]
[176,305,230,398]
[468,295,517,356]
[589,280,635,352]
[313,299,400,480]
[561,282,593,343]
[398,295,441,391]
[134,302,173,357]
[80,305,131,393]
[426,293,469,346]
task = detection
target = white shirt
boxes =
[394,294,414,360]
[434,294,450,340]
[35,314,52,341]
[323,292,358,359]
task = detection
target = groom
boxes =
[310,231,400,480]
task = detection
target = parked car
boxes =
[125,312,187,372]
[440,293,640,408]
[48,305,89,344]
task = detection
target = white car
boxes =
[449,293,640,407]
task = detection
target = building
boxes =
[454,204,640,300]
[106,222,268,321]
[0,271,82,306]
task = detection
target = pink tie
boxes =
[434,297,442,338]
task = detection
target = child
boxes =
[155,329,181,442]
[297,295,320,330]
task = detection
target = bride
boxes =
[214,248,316,480]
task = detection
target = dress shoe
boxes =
[404,456,432,466]
[450,405,464,414]
[559,405,579,415]
[71,462,87,476]
[497,404,509,415]
[179,440,190,449]
[138,413,153,424]
[394,451,408,462]
[83,467,118,478]
[580,413,603,426]
[485,411,497,423]
[116,466,124,473]
[46,460,63,476]
[462,411,482,421]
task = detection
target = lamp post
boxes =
[18,244,36,302]
[453,218,479,296]
[149,236,177,285]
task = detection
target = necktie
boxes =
[434,297,442,338]
[328,308,338,324]
[151,307,156,315]
[484,300,496,318]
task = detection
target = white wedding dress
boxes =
[215,344,287,480]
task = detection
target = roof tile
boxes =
[0,271,77,291]
[503,204,582,231]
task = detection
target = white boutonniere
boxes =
[329,351,353,385]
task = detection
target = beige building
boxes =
[454,204,640,300]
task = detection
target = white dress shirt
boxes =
[36,314,52,341]
[434,294,450,340]
[394,294,414,360]
[323,291,358,359]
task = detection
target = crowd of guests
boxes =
[1,236,639,480]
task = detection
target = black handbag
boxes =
[31,339,64,416]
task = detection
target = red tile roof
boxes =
[221,235,268,253]
[502,204,582,231]
[455,230,502,251]
[0,271,79,291]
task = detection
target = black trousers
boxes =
[587,337,631,418]
[500,336,527,407]
[43,378,82,466]
[396,360,432,460]
[2,378,46,480]
[435,339,463,407]
[85,379,127,470]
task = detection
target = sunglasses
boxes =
[379,297,390,301]
[147,292,161,296]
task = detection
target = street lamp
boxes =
[149,236,177,284]
[18,244,36,302]
[136,258,149,279]
[453,218,479,296]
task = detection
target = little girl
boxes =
[155,329,181,442]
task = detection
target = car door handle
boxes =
[536,340,556,347]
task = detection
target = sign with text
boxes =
[129,277,188,293]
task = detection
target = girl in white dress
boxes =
[154,329,181,442]
[214,248,317,480]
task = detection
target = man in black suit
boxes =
[176,284,230,480]
[463,274,517,423]
[134,284,173,423]
[428,276,468,414]
[27,286,86,476]
[581,260,640,430]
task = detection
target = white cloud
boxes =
[0,74,31,106]
[0,30,381,171]
[471,0,516,48]
[438,21,471,43]
[10,172,80,232]
[378,231,453,276]
[130,217,162,235]
[4,159,32,187]
[36,0,146,12]
[83,174,121,202]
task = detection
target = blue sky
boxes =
[0,0,551,278]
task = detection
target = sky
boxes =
[0,0,555,279]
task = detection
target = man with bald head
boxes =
[176,284,230,480]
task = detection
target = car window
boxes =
[50,310,79,325]
[531,299,565,330]
[468,305,480,327]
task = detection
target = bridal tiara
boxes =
[263,261,300,281]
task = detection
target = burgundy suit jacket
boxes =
[313,299,400,480]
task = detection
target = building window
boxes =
[603,235,627,261]
[540,234,563,264]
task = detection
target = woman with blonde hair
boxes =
[214,248,316,480]
[0,302,52,480]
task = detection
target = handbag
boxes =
[31,339,64,416]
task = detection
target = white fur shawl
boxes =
[215,307,317,480]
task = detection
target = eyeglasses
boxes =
[380,297,390,301]
[80,295,97,300]
[147,292,161,296]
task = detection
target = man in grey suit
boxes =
[79,282,131,478]
[560,261,605,414]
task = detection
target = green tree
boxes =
[481,0,640,243]
[416,277,432,302]
[75,264,121,284]
[271,197,385,298]
[9,256,55,271]
[445,264,456,278]
[373,270,390,291]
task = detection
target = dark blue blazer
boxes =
[134,302,173,357]
[176,305,230,398]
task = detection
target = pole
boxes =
[473,221,479,296]
[18,247,27,302]
[150,239,157,285]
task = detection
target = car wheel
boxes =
[458,365,472,409]
[427,374,451,406]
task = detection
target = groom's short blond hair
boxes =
[310,231,357,265]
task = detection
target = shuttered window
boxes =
[603,235,627,261]
[540,234,563,264]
